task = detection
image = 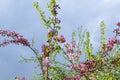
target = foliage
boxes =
[0,0,120,80]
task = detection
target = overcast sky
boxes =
[0,0,120,79]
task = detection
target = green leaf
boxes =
[33,1,39,7]
[56,26,61,30]
[100,21,106,49]
[72,30,76,38]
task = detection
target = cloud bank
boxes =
[0,0,120,79]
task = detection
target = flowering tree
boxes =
[0,0,120,80]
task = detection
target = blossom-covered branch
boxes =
[0,30,30,47]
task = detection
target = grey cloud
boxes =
[1,0,120,79]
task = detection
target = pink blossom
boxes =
[76,49,81,54]
[65,44,74,54]
[69,53,78,61]
[70,39,76,48]
[103,49,108,54]
[107,37,117,51]
[74,75,80,80]
[69,53,74,61]
[21,77,27,80]
[47,29,58,37]
[54,35,66,43]
[15,77,27,80]
[117,39,120,44]
[73,53,78,58]
[55,18,61,24]
[117,22,120,27]
[43,57,50,66]
[41,44,48,58]
[70,64,74,70]
[65,75,80,80]
[68,44,73,51]
[0,30,30,46]
[54,4,60,9]
[113,23,120,36]
[79,62,86,67]
[42,68,47,74]
[107,44,113,50]
[70,64,79,70]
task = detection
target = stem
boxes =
[28,46,44,79]
[62,48,74,64]
[47,66,49,80]
[28,46,38,56]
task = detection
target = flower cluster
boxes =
[51,4,60,16]
[42,57,50,74]
[54,4,60,9]
[102,23,120,54]
[117,22,120,27]
[55,18,61,24]
[2,0,120,79]
[70,62,91,74]
[43,57,50,67]
[54,35,66,43]
[67,59,103,80]
[42,60,51,75]
[113,22,120,36]
[65,75,80,80]
[108,37,117,50]
[111,55,120,67]
[41,44,55,58]
[47,30,66,43]
[50,3,61,25]
[47,30,58,38]
[0,30,30,47]
[47,29,58,42]
[102,37,120,54]
[15,77,27,80]
[64,39,81,61]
